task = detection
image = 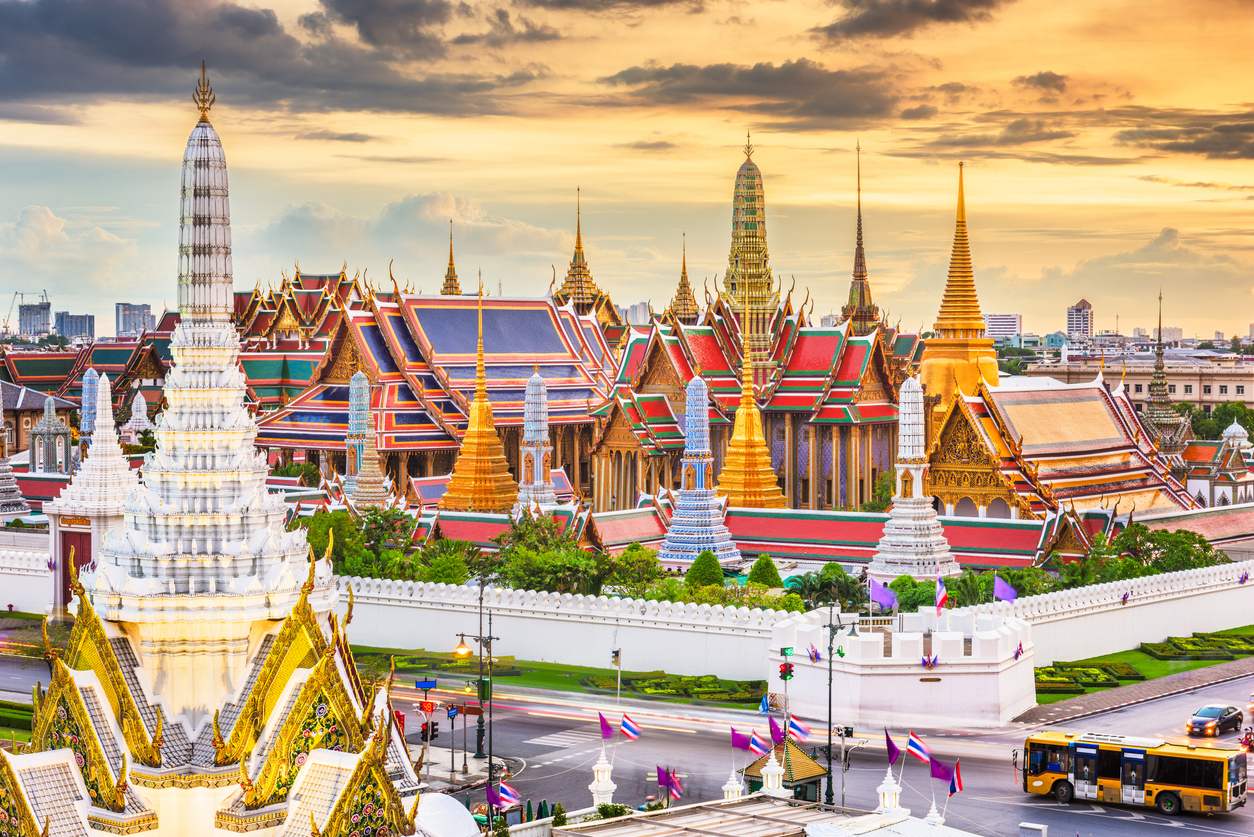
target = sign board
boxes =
[447,706,459,719]
[462,704,484,716]
[415,679,438,690]
[780,646,794,657]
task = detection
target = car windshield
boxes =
[1195,706,1223,718]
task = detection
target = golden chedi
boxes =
[918,162,999,433]
[717,351,786,508]
[439,283,518,512]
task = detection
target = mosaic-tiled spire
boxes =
[841,142,880,336]
[345,369,369,491]
[80,367,99,438]
[555,189,604,314]
[716,340,785,508]
[660,377,740,564]
[439,284,517,512]
[1143,289,1190,462]
[441,221,461,295]
[515,370,557,510]
[352,403,389,509]
[723,132,774,373]
[669,234,699,325]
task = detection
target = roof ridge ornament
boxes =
[743,129,753,160]
[193,61,215,122]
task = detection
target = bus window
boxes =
[1230,753,1247,788]
[1029,750,1045,776]
[1149,755,1224,790]
[1186,759,1224,791]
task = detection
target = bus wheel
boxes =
[1156,792,1181,816]
[1053,781,1074,804]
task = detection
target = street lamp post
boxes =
[823,601,841,806]
[456,612,501,808]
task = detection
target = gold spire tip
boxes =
[193,61,215,121]
[743,130,754,160]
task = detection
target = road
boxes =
[3,649,1250,835]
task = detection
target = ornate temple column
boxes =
[573,426,583,494]
[782,415,794,508]
[808,424,820,510]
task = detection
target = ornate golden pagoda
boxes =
[554,189,603,314]
[668,233,700,324]
[917,162,998,433]
[441,220,461,295]
[438,282,517,512]
[716,338,786,508]
[841,142,880,336]
[721,132,778,384]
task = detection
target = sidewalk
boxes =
[1014,655,1254,725]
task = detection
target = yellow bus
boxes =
[1021,732,1247,815]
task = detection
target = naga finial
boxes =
[193,61,215,121]
[211,709,225,753]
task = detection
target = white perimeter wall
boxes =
[950,558,1254,665]
[0,530,52,615]
[335,577,797,681]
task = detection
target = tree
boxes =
[1230,336,1243,354]
[421,539,477,585]
[361,507,416,555]
[291,510,368,573]
[862,472,895,513]
[1114,523,1229,573]
[888,575,937,612]
[746,554,783,587]
[946,570,989,608]
[608,543,663,596]
[685,550,725,588]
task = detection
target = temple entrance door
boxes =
[60,530,93,606]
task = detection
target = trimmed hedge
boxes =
[1139,642,1231,661]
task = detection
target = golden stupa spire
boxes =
[438,279,517,513]
[716,306,786,509]
[441,220,461,295]
[933,162,984,336]
[669,232,699,324]
[574,186,583,254]
[744,129,754,160]
[193,61,215,122]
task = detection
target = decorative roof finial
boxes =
[193,61,215,122]
[477,269,486,398]
[575,186,582,250]
[743,129,754,160]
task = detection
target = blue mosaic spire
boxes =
[345,369,369,491]
[80,368,99,438]
[658,377,741,566]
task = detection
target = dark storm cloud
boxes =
[598,59,897,128]
[613,140,678,150]
[1013,70,1068,93]
[0,0,536,115]
[1115,108,1254,159]
[452,8,562,47]
[811,0,1014,43]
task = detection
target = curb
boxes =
[1023,666,1254,726]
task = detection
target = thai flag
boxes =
[1240,572,1249,585]
[620,715,641,741]
[1013,642,1024,661]
[669,771,684,800]
[906,732,930,763]
[788,715,810,742]
[935,574,948,615]
[498,782,522,809]
[949,760,964,797]
[748,730,771,756]
[807,643,822,663]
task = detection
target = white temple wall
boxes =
[335,577,794,680]
[0,530,52,614]
[949,558,1254,665]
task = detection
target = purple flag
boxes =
[929,755,954,783]
[485,784,501,808]
[769,715,785,745]
[599,712,614,740]
[994,574,1018,603]
[885,729,900,766]
[656,766,671,787]
[869,578,898,611]
[731,727,752,751]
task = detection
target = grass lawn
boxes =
[1034,624,1254,704]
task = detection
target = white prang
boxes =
[515,371,558,511]
[867,376,960,581]
[119,390,155,444]
[81,114,330,725]
[45,374,137,519]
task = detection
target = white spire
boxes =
[177,113,233,322]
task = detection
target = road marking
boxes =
[524,730,602,749]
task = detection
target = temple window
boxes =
[1135,384,1142,393]
[1184,385,1192,394]
[1203,385,1212,395]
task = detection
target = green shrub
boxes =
[685,551,725,588]
[552,804,567,827]
[746,554,783,588]
[596,804,630,820]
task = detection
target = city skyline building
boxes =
[54,311,95,339]
[1067,299,1093,340]
[982,313,1022,340]
[116,302,157,335]
[17,300,51,336]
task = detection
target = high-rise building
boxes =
[1154,326,1183,342]
[116,302,156,335]
[17,301,51,336]
[983,314,1022,340]
[1133,327,1147,338]
[1066,299,1093,340]
[1215,331,1226,342]
[54,311,95,339]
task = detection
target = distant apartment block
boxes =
[1133,327,1147,338]
[617,301,652,325]
[983,313,1022,340]
[1066,299,1093,340]
[1215,331,1226,342]
[54,312,94,339]
[116,302,156,335]
[18,302,51,337]
[1154,326,1184,342]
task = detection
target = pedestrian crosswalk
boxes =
[524,729,602,749]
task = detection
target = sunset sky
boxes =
[0,0,1250,338]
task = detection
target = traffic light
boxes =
[420,722,440,742]
[431,721,440,740]
[420,723,431,742]
[611,649,620,667]
[778,663,794,681]
[477,678,491,702]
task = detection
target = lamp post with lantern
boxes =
[455,612,500,786]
